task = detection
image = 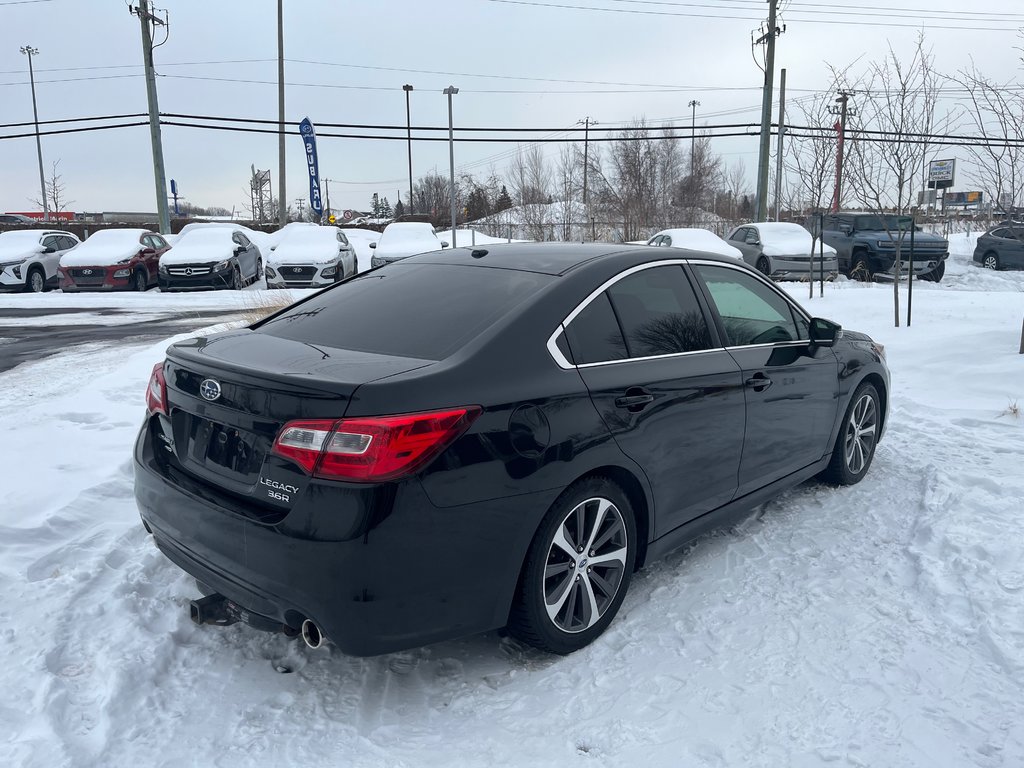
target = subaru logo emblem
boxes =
[199,378,222,402]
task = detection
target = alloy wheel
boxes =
[844,392,877,475]
[983,254,999,270]
[543,497,628,633]
[29,270,44,293]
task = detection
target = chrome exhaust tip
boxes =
[300,619,324,649]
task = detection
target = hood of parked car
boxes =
[860,229,947,246]
[61,230,148,267]
[160,244,233,266]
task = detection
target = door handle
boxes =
[614,388,655,411]
[745,373,773,392]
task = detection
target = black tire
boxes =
[255,258,263,282]
[508,476,636,655]
[920,259,945,283]
[26,267,46,293]
[821,382,881,486]
[756,256,771,276]
[231,265,242,291]
[982,252,1000,270]
[849,253,874,282]
[133,269,149,292]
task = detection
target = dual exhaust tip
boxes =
[189,593,325,649]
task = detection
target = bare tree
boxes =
[785,93,840,214]
[676,131,722,225]
[656,125,683,228]
[844,34,941,326]
[591,121,659,241]
[555,144,584,240]
[509,144,553,240]
[952,64,1024,216]
[31,159,74,214]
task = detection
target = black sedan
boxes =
[134,243,889,656]
[973,224,1024,270]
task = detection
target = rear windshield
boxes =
[256,263,553,360]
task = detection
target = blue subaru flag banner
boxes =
[299,117,323,217]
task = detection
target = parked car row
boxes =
[0,224,358,293]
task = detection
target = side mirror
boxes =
[369,242,376,249]
[809,317,842,347]
[43,246,57,254]
[141,247,156,256]
[441,241,450,248]
[234,245,245,255]
[745,235,759,246]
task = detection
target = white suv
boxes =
[0,229,81,292]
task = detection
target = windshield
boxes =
[856,215,917,232]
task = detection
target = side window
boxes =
[990,228,1008,239]
[42,235,60,251]
[563,293,628,365]
[60,236,79,250]
[151,236,168,249]
[233,233,251,247]
[338,232,349,246]
[728,228,746,243]
[662,236,673,247]
[695,265,801,346]
[606,266,712,357]
[646,235,661,246]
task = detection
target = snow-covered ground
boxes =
[2,236,1023,767]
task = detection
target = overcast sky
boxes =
[2,0,1021,216]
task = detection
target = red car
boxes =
[59,228,171,292]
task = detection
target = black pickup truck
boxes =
[806,212,949,282]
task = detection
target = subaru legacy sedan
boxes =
[134,244,889,656]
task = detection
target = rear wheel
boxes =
[26,267,45,293]
[821,382,880,486]
[983,252,1000,270]
[133,269,148,292]
[509,477,636,654]
[756,256,771,276]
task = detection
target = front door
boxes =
[691,263,840,496]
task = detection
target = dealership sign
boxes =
[927,159,956,188]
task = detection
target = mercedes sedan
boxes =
[134,243,889,656]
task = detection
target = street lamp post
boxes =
[443,85,459,248]
[688,99,700,225]
[20,45,48,220]
[403,84,414,215]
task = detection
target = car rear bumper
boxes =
[133,417,550,656]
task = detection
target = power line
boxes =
[602,0,1024,21]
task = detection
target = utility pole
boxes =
[19,45,48,221]
[578,117,598,240]
[403,84,415,215]
[773,68,786,221]
[688,100,700,225]
[323,178,331,221]
[277,0,287,227]
[443,86,459,248]
[829,91,855,212]
[129,1,170,234]
[294,197,304,220]
[754,0,783,222]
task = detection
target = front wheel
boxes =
[920,260,945,283]
[255,258,263,281]
[26,268,45,293]
[509,477,636,654]
[133,270,149,292]
[821,382,880,486]
[230,265,242,291]
[756,256,771,276]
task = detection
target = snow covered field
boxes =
[1,236,1022,767]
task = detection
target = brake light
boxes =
[146,362,168,415]
[271,407,481,483]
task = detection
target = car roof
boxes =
[403,242,740,276]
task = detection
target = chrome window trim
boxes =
[546,258,813,370]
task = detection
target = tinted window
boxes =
[152,235,168,249]
[695,265,800,346]
[728,228,747,242]
[42,236,60,250]
[258,263,552,361]
[338,232,349,246]
[606,266,711,357]
[233,233,251,247]
[564,293,627,365]
[59,236,78,250]
[990,228,1009,239]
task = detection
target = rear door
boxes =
[692,263,840,496]
[1009,227,1024,268]
[561,263,746,535]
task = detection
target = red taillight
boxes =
[146,362,168,416]
[271,407,481,483]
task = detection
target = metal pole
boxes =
[834,93,850,213]
[20,46,48,221]
[579,117,597,241]
[755,0,778,221]
[444,86,459,248]
[774,68,786,221]
[323,178,331,221]
[134,3,170,234]
[819,211,824,296]
[689,100,700,226]
[277,0,287,226]
[403,85,414,215]
[908,217,915,327]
